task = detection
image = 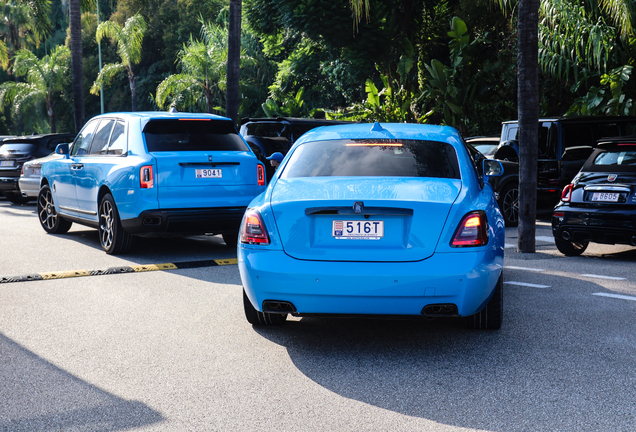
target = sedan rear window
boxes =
[0,144,36,153]
[584,146,636,172]
[144,119,248,152]
[281,139,460,179]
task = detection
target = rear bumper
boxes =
[0,176,20,193]
[238,247,503,317]
[121,206,247,234]
[18,176,39,197]
[552,207,636,245]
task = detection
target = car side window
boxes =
[71,120,100,156]
[106,121,127,155]
[89,119,115,155]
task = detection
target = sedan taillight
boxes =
[257,164,265,186]
[561,184,573,202]
[240,209,270,245]
[140,166,154,188]
[451,211,489,247]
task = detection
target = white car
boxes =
[18,153,61,198]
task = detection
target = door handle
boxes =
[71,164,84,169]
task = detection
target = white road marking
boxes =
[582,274,627,281]
[593,292,636,302]
[504,281,551,288]
[536,236,555,243]
[505,266,545,272]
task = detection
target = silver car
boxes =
[19,152,62,198]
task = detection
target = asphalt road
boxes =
[1,197,635,432]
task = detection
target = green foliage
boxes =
[261,87,307,117]
[568,65,635,115]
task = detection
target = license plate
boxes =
[195,168,222,178]
[1,160,14,167]
[333,220,384,240]
[32,167,41,176]
[591,192,619,202]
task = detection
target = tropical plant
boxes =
[261,87,307,117]
[0,0,52,69]
[90,13,146,111]
[155,21,228,114]
[568,65,635,115]
[0,45,70,132]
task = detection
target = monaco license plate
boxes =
[195,168,222,179]
[591,192,619,202]
[1,160,14,167]
[333,220,384,240]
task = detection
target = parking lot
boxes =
[1,196,635,432]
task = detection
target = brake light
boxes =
[240,210,270,245]
[451,211,489,247]
[553,212,565,217]
[140,165,154,188]
[561,184,573,202]
[257,164,265,186]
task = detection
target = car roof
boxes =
[91,111,232,122]
[2,133,76,144]
[502,116,636,124]
[239,117,352,126]
[294,122,462,145]
[597,135,636,146]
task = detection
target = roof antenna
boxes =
[371,121,384,132]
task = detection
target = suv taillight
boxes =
[257,164,265,186]
[140,166,154,188]
[240,209,270,245]
[561,184,573,202]
[451,211,489,247]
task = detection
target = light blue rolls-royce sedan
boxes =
[38,112,266,254]
[238,122,505,329]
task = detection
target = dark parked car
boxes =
[552,136,636,256]
[239,117,354,180]
[0,133,76,204]
[490,116,636,226]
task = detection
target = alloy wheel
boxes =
[502,187,519,224]
[38,188,58,230]
[99,199,115,249]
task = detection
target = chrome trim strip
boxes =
[584,184,631,192]
[59,205,97,215]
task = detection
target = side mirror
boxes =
[483,159,504,177]
[55,143,69,158]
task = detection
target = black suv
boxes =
[239,117,354,180]
[490,116,636,226]
[0,133,76,204]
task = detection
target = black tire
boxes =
[37,185,73,234]
[98,193,133,255]
[222,232,239,248]
[555,237,588,256]
[5,192,31,204]
[466,273,503,330]
[497,183,519,227]
[243,289,287,325]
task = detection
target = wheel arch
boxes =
[97,184,112,205]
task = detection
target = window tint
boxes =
[89,119,115,154]
[72,120,100,156]
[281,139,460,179]
[241,122,290,139]
[106,121,126,155]
[594,150,636,166]
[0,144,35,153]
[144,119,248,152]
[562,124,595,149]
[583,147,636,172]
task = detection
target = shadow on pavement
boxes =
[252,273,636,431]
[0,333,164,431]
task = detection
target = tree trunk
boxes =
[226,0,241,126]
[129,70,137,112]
[69,0,84,132]
[47,96,55,133]
[517,0,540,253]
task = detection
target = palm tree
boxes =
[156,23,228,113]
[90,14,146,111]
[226,0,241,125]
[0,45,70,133]
[69,0,84,131]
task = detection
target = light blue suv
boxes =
[38,112,266,254]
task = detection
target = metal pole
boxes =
[97,0,104,114]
